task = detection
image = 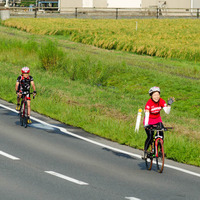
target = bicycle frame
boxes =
[21,95,28,117]
[144,125,172,173]
[18,91,34,128]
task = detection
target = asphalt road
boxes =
[0,99,199,200]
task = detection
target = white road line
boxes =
[45,171,89,185]
[0,151,20,160]
[0,103,200,178]
[125,197,141,200]
[164,164,200,177]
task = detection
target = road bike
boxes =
[18,91,35,128]
[144,124,172,173]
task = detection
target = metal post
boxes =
[75,7,78,18]
[116,8,118,20]
[157,8,159,19]
[34,6,37,18]
[197,8,199,18]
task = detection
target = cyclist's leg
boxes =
[27,95,32,123]
[16,93,22,111]
[144,128,154,152]
[144,128,154,169]
[27,100,31,116]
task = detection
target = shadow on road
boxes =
[102,147,136,160]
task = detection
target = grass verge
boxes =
[0,25,199,166]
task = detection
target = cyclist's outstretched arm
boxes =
[163,106,171,114]
[163,97,175,114]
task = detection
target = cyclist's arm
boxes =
[15,82,19,93]
[163,105,171,114]
[144,110,150,126]
[31,81,36,91]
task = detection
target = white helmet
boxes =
[149,86,160,96]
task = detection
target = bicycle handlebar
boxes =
[146,125,173,131]
[17,92,36,99]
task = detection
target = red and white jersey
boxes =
[144,98,167,125]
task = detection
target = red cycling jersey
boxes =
[143,98,167,125]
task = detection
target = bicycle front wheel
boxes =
[156,141,164,173]
[20,112,23,126]
[23,116,28,128]
[19,102,24,126]
[21,101,28,128]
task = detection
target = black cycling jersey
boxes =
[17,75,34,92]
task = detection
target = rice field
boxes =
[2,18,200,62]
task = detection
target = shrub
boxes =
[38,40,64,71]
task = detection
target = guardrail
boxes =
[0,7,200,19]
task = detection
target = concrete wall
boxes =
[0,10,10,20]
[142,0,191,8]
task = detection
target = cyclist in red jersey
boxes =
[143,86,174,157]
[15,67,36,124]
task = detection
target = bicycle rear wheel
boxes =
[156,141,164,173]
[145,143,153,170]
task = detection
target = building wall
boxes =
[93,0,107,7]
[142,0,158,8]
[60,0,82,8]
[83,0,93,7]
[107,0,141,8]
[142,0,191,8]
[193,0,200,8]
[166,0,190,8]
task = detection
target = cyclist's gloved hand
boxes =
[33,91,37,95]
[168,97,175,105]
[16,90,19,94]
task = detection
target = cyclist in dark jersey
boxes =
[15,67,36,124]
[143,86,175,158]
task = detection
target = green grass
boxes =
[0,24,199,166]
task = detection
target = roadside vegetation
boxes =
[0,22,199,166]
[2,18,200,63]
